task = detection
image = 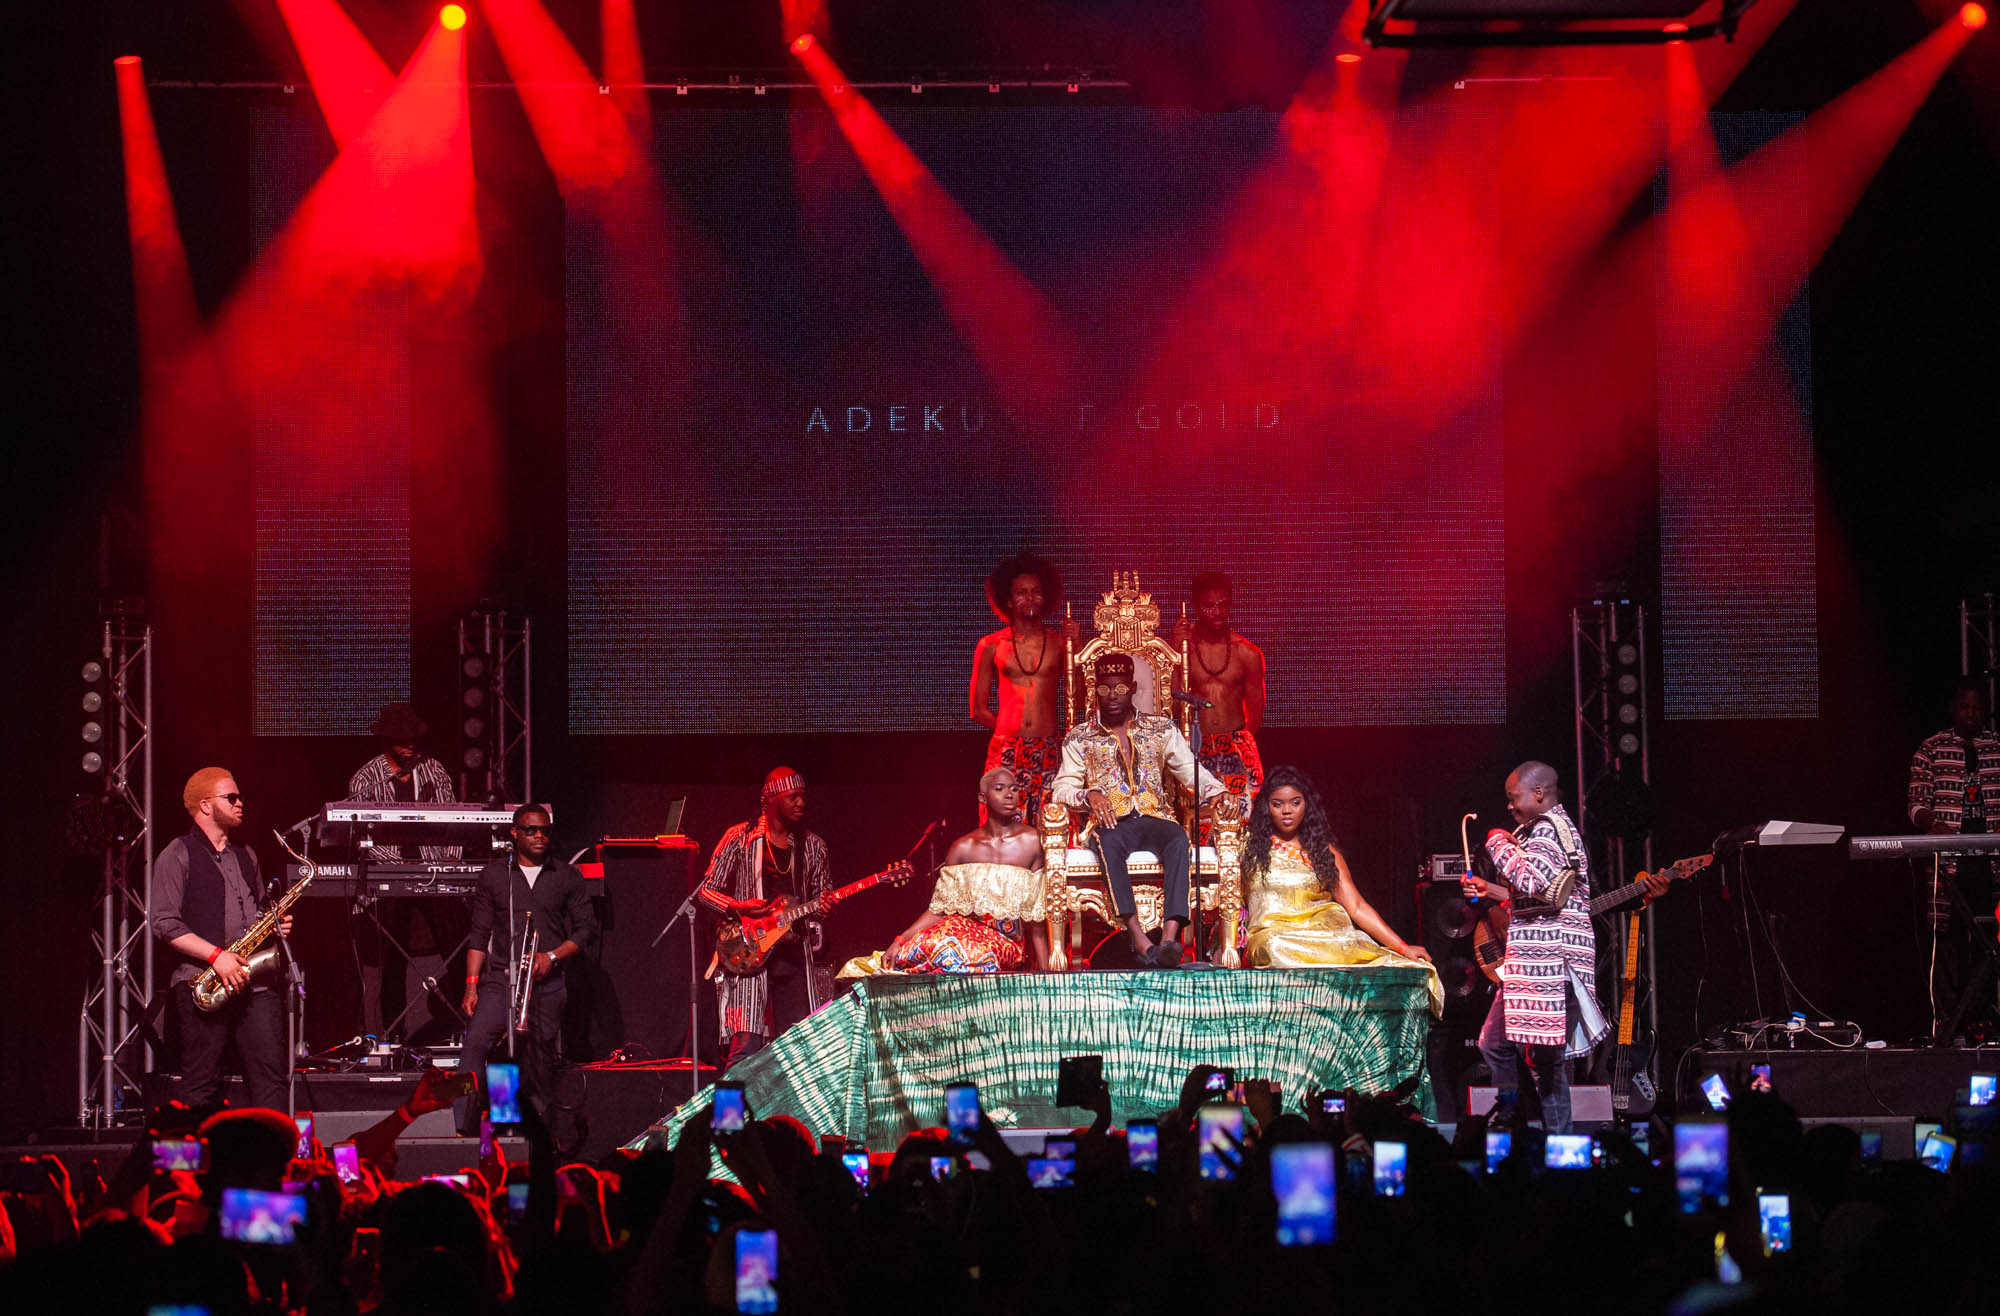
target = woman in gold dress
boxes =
[1243,766,1441,1015]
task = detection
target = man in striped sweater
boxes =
[1460,761,1605,1133]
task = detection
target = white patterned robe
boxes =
[1484,805,1605,1057]
[699,818,831,1045]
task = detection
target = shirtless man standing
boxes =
[1172,572,1268,820]
[969,554,1075,827]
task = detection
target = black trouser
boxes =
[458,970,566,1134]
[1090,812,1191,924]
[723,944,813,1071]
[1935,858,1997,1033]
[172,982,288,1111]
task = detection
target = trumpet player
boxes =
[151,768,291,1110]
[457,804,597,1136]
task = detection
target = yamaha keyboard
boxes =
[288,862,485,898]
[286,861,606,898]
[317,803,548,851]
[1847,833,2000,859]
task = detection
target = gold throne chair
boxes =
[1039,572,1245,970]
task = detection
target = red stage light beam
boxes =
[115,55,200,366]
[792,40,1078,409]
[272,0,396,149]
[602,0,651,140]
[484,0,642,195]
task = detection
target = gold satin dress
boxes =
[1246,839,1443,1016]
[838,862,1045,978]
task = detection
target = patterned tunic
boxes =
[1050,714,1224,822]
[346,753,459,861]
[1908,728,2000,880]
[1484,805,1604,1056]
[699,819,831,1044]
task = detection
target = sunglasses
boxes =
[1095,681,1133,695]
[212,792,242,805]
[514,823,552,835]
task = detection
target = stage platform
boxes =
[1687,1043,2000,1120]
[645,965,1438,1149]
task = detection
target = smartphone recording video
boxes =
[487,1063,523,1126]
[1271,1143,1336,1246]
[1127,1119,1159,1171]
[1025,1155,1075,1188]
[841,1150,870,1192]
[712,1081,747,1134]
[1545,1133,1592,1170]
[1197,1104,1245,1181]
[218,1187,307,1245]
[1483,1130,1511,1173]
[1372,1141,1407,1197]
[1675,1120,1730,1213]
[944,1082,980,1147]
[153,1138,206,1173]
[332,1143,361,1184]
[1699,1073,1731,1111]
[292,1114,314,1160]
[1757,1192,1792,1254]
[1056,1055,1104,1107]
[735,1226,779,1314]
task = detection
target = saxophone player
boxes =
[457,804,598,1136]
[150,768,292,1110]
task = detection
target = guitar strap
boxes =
[1510,811,1584,920]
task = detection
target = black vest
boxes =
[181,828,260,947]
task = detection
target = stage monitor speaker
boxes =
[1467,1084,1615,1124]
[1418,877,1493,1024]
[578,841,707,1063]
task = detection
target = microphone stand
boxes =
[1172,679,1217,965]
[650,858,720,1105]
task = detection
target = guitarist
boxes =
[1459,761,1607,1134]
[699,768,831,1070]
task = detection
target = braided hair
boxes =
[1242,765,1342,891]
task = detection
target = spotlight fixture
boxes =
[791,33,815,54]
[439,4,468,32]
[1964,3,1988,30]
[1366,0,1761,48]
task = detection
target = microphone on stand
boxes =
[1171,690,1214,709]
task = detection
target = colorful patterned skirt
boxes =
[982,734,1063,826]
[838,915,1026,977]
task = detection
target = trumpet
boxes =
[192,831,316,1012]
[511,914,538,1033]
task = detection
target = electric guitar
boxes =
[712,862,913,976]
[1469,854,1713,985]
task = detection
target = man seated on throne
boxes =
[840,769,1049,977]
[1050,652,1238,969]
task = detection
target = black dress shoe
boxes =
[1146,941,1185,970]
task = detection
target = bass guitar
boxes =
[712,862,913,977]
[1469,853,1713,986]
[1609,905,1655,1115]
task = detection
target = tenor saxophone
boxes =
[510,914,538,1033]
[191,831,317,1012]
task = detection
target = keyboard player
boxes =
[346,702,465,1043]
[1909,677,2000,1039]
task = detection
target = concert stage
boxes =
[645,966,1437,1148]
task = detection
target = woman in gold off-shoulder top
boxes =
[839,768,1049,977]
[1243,766,1442,1016]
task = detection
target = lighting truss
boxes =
[1366,0,1762,48]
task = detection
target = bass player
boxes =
[1458,761,1606,1134]
[700,767,832,1070]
